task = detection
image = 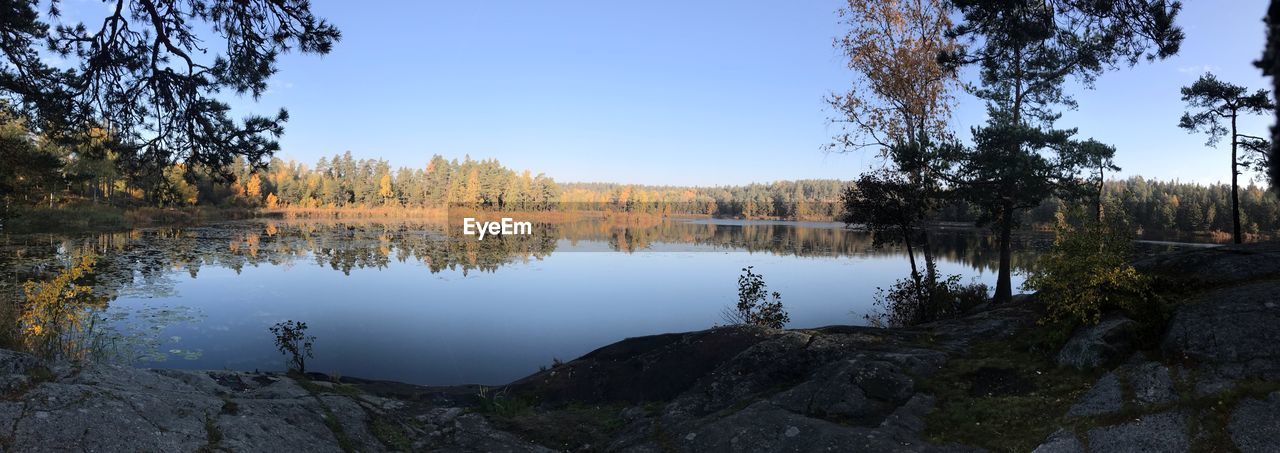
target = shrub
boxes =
[865,272,989,328]
[476,386,531,417]
[270,320,315,373]
[1022,211,1152,329]
[723,266,790,329]
[16,253,115,360]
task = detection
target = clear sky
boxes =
[79,0,1280,186]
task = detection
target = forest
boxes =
[1,101,1277,235]
[3,103,1278,238]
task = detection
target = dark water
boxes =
[0,218,1180,385]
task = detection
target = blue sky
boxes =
[68,0,1277,186]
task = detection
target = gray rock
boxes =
[1086,411,1189,453]
[1032,429,1084,453]
[1134,242,1280,287]
[1057,314,1136,370]
[1229,392,1280,453]
[676,401,973,453]
[770,358,914,425]
[215,397,345,452]
[1128,361,1176,405]
[1162,281,1280,376]
[878,394,936,434]
[1067,373,1123,418]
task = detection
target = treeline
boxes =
[249,152,560,210]
[558,181,845,219]
[253,158,846,220]
[1022,177,1280,238]
[3,111,1277,234]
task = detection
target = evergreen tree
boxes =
[1178,73,1274,244]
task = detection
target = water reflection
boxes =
[0,218,1057,384]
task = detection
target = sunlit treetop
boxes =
[0,0,340,180]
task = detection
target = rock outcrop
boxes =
[1033,242,1280,452]
[1056,313,1136,370]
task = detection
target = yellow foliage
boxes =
[19,253,107,360]
[1024,212,1151,326]
[246,173,263,201]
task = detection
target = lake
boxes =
[0,217,1105,385]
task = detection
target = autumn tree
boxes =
[944,0,1183,303]
[0,0,339,180]
[245,173,263,203]
[828,0,958,151]
[378,173,394,205]
[1178,73,1274,243]
[828,0,959,302]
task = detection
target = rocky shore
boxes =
[1,243,1278,452]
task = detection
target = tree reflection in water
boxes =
[0,217,1051,365]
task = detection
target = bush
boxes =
[15,253,115,360]
[866,272,989,328]
[270,320,315,373]
[723,266,790,329]
[1022,211,1152,329]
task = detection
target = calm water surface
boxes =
[0,218,1081,385]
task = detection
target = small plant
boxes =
[476,386,531,417]
[723,266,790,329]
[269,320,315,373]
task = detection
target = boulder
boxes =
[1229,392,1280,453]
[1086,411,1190,452]
[1031,430,1083,453]
[1066,372,1123,418]
[1134,242,1280,287]
[507,325,777,405]
[1127,361,1176,405]
[1162,281,1280,376]
[1057,314,1136,370]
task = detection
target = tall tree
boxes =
[828,0,958,151]
[944,0,1183,303]
[0,0,339,180]
[1178,73,1273,244]
[828,0,959,298]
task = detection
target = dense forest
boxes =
[3,103,1278,237]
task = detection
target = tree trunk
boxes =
[921,229,937,284]
[903,228,921,286]
[1231,114,1242,244]
[1096,164,1105,223]
[902,228,931,324]
[995,206,1013,304]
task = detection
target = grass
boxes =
[485,403,627,452]
[319,407,357,453]
[197,416,224,453]
[920,326,1099,452]
[3,203,255,234]
[370,416,413,451]
[474,386,533,418]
